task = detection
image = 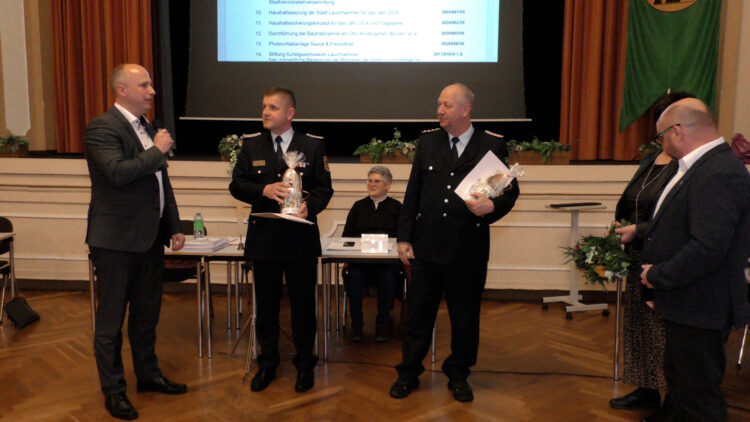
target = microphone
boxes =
[152,119,175,158]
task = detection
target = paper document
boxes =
[183,237,231,252]
[251,212,314,225]
[454,150,511,201]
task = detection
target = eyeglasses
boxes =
[649,123,681,143]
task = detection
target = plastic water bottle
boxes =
[193,212,204,238]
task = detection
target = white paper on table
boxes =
[251,212,314,225]
[453,150,512,201]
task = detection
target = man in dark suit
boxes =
[85,64,187,420]
[640,98,750,422]
[390,83,520,402]
[229,87,333,393]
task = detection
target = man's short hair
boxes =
[109,64,128,94]
[368,165,392,183]
[451,83,475,105]
[264,86,296,108]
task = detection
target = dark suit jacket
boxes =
[84,107,181,253]
[397,128,520,265]
[641,142,750,330]
[229,131,333,261]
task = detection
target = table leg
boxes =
[335,262,340,333]
[226,262,232,330]
[196,260,203,358]
[206,260,213,359]
[9,240,16,298]
[235,262,241,330]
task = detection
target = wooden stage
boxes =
[1,291,748,421]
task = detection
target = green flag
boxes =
[620,0,720,131]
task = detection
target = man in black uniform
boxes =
[229,87,333,393]
[390,83,519,402]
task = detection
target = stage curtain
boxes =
[52,0,153,153]
[560,0,650,161]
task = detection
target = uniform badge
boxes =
[252,160,266,167]
[484,130,504,138]
[323,155,330,172]
[421,127,440,133]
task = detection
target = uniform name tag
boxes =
[252,160,266,166]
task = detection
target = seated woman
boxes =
[343,165,402,342]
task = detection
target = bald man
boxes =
[640,98,750,422]
[390,83,519,402]
[85,64,187,420]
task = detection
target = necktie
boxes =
[139,116,150,136]
[275,136,284,166]
[451,137,460,162]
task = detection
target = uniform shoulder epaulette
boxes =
[240,132,261,139]
[484,130,504,139]
[306,133,324,140]
[421,127,440,133]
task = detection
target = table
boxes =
[320,237,402,360]
[165,242,246,359]
[542,204,609,317]
[0,232,17,321]
[88,239,248,359]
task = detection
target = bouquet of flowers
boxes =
[561,221,633,287]
[353,127,418,163]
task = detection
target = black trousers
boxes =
[91,240,164,395]
[664,320,728,421]
[253,259,318,371]
[396,259,487,381]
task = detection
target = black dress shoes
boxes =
[447,379,474,402]
[350,325,364,342]
[642,394,674,422]
[609,387,661,410]
[374,325,389,343]
[295,369,315,392]
[250,367,276,392]
[105,392,139,420]
[389,376,419,399]
[136,376,188,395]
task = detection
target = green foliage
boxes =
[218,134,248,174]
[0,133,29,154]
[507,136,571,163]
[638,140,661,156]
[353,127,418,163]
[561,220,633,287]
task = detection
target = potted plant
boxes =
[507,137,571,164]
[353,127,418,163]
[0,133,29,157]
[218,134,250,173]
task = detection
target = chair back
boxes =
[180,219,207,237]
[0,217,13,255]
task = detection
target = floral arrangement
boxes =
[561,221,633,287]
[0,132,29,154]
[218,134,250,173]
[507,137,571,163]
[353,127,418,163]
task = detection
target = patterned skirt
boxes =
[622,268,667,390]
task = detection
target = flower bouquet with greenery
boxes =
[0,133,29,154]
[353,127,418,163]
[218,134,250,173]
[561,220,633,287]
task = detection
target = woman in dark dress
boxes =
[608,92,693,413]
[342,165,402,342]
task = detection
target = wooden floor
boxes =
[1,291,748,421]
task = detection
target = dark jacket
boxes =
[229,130,333,260]
[397,128,519,265]
[84,107,181,252]
[641,142,750,330]
[343,196,401,238]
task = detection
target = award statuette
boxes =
[281,151,305,214]
[468,163,525,198]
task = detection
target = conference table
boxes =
[319,237,401,360]
[0,232,17,319]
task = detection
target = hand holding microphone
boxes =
[152,119,175,157]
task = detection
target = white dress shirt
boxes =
[652,137,725,217]
[448,125,474,158]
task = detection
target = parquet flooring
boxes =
[1,291,748,421]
